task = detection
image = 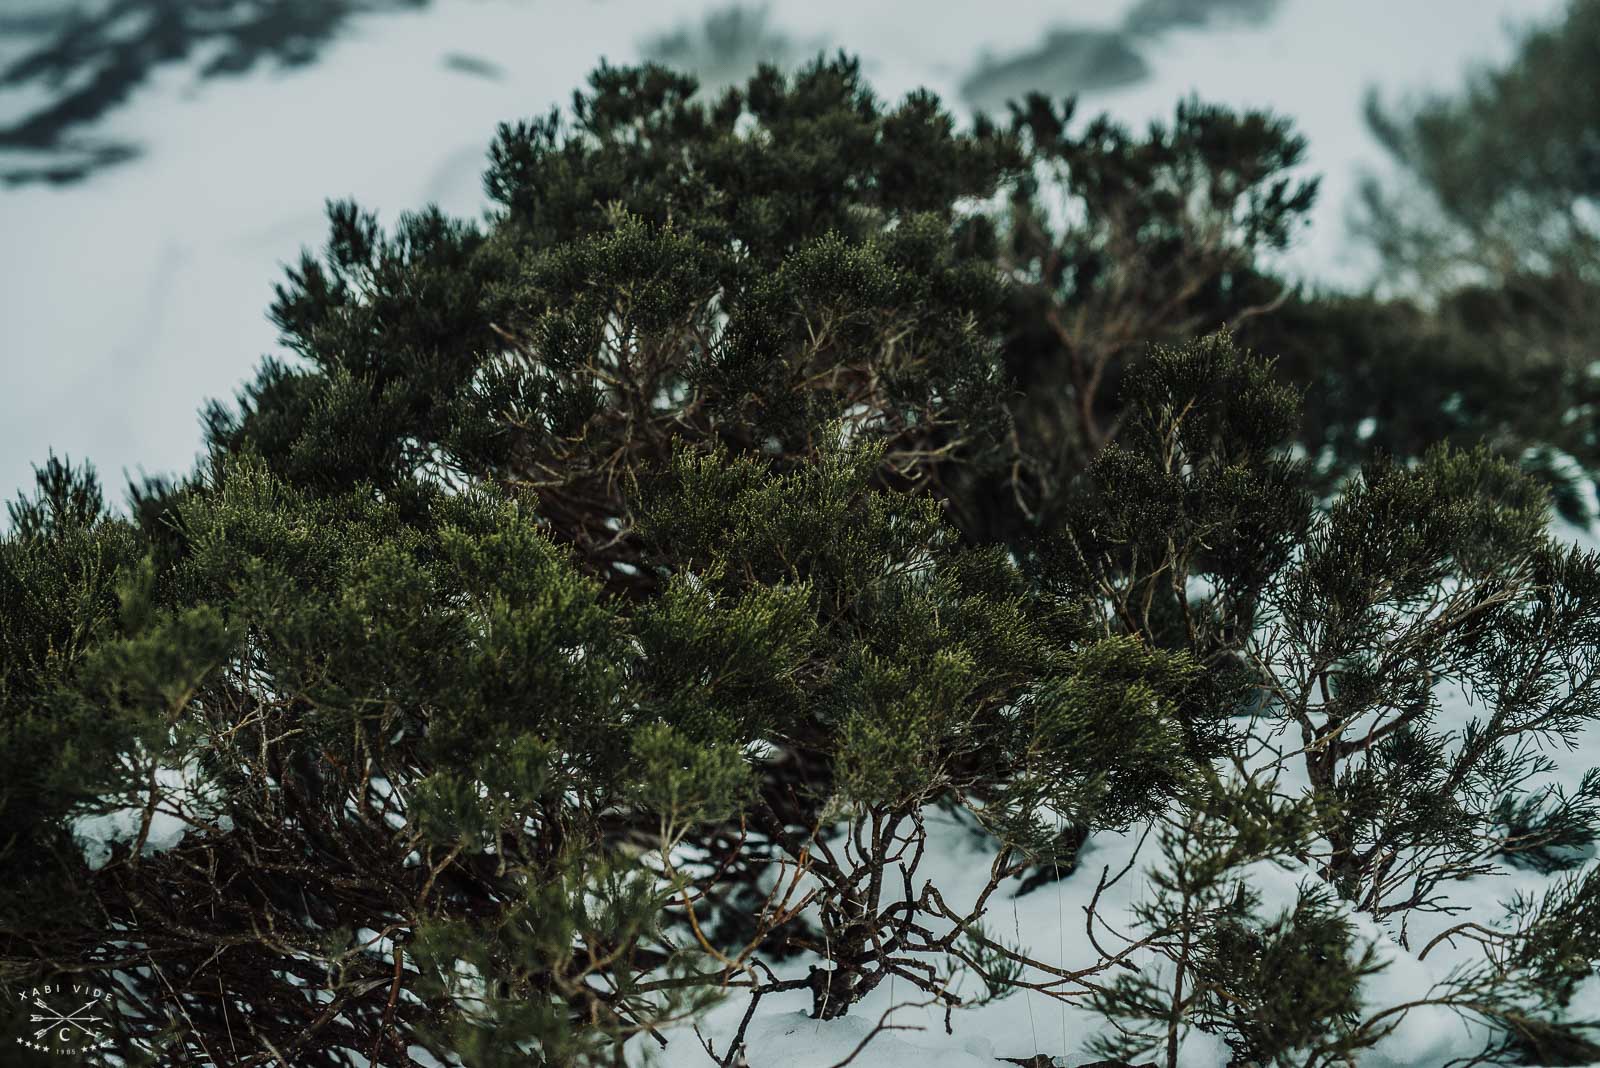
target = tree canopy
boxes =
[4,44,1600,1068]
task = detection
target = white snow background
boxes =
[9,1,1600,1065]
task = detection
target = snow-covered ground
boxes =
[647,639,1600,1066]
[645,817,1547,1068]
[646,511,1600,1067]
[0,0,1563,508]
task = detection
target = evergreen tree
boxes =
[211,56,1019,572]
[987,94,1315,539]
[4,53,1600,1068]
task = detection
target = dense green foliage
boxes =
[4,31,1600,1067]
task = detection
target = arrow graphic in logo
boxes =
[30,998,102,1041]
